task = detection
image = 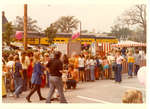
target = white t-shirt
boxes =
[78,57,85,67]
[85,59,90,69]
[89,59,96,66]
[6,61,15,68]
[99,59,103,64]
[116,56,124,64]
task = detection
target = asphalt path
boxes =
[3,74,146,103]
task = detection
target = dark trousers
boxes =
[66,79,76,89]
[23,69,27,91]
[115,64,122,82]
[134,64,140,76]
[86,69,91,81]
[26,84,43,99]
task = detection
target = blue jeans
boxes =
[90,65,95,81]
[128,63,133,76]
[46,76,67,103]
[14,77,23,97]
[115,64,122,82]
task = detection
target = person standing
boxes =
[21,51,30,91]
[127,51,135,78]
[46,51,67,103]
[115,50,124,83]
[78,55,85,82]
[6,55,15,95]
[26,52,46,102]
[85,56,91,81]
[134,50,141,76]
[89,56,96,81]
[102,56,109,79]
[43,53,50,88]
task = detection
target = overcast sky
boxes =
[1,0,146,33]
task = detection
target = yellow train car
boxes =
[76,38,95,44]
[15,32,118,45]
[96,38,118,44]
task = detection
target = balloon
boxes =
[16,31,23,40]
[137,66,146,87]
[84,43,87,47]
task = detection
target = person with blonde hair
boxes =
[122,89,143,103]
[26,52,46,102]
[127,51,135,78]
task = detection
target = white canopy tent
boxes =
[111,40,146,47]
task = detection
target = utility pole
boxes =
[80,21,82,43]
[24,4,27,50]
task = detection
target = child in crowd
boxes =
[102,56,109,79]
[66,65,78,89]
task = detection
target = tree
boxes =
[44,23,57,45]
[55,16,80,33]
[2,22,14,45]
[122,4,146,40]
[110,24,132,40]
[14,16,41,32]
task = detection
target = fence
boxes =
[121,59,146,73]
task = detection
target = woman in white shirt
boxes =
[78,55,85,82]
[21,51,30,91]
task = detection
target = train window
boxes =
[61,40,65,42]
[56,40,59,41]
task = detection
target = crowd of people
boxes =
[2,46,146,103]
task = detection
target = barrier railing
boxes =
[121,60,146,73]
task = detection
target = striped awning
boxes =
[101,43,111,53]
[111,41,146,47]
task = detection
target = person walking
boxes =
[26,52,46,102]
[46,51,67,103]
[13,56,24,98]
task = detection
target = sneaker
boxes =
[40,97,46,101]
[9,93,14,97]
[26,97,32,103]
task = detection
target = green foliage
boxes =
[14,16,41,32]
[110,24,131,39]
[2,22,14,45]
[44,23,57,45]
[55,16,79,33]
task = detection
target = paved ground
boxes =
[3,74,146,103]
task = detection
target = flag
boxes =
[72,32,80,40]
[16,31,23,40]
